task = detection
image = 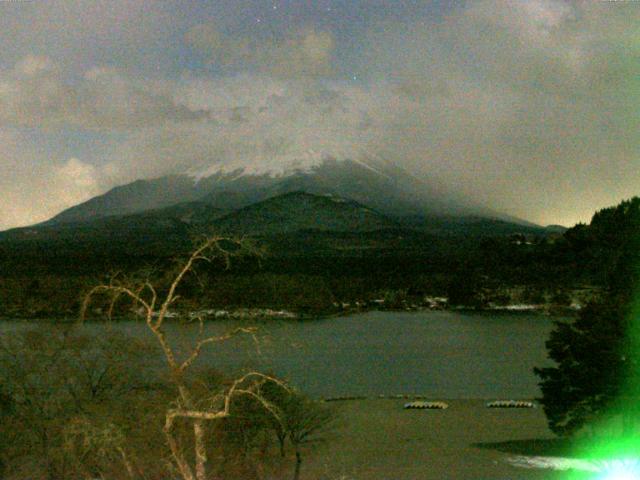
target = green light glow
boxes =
[564,279,640,480]
[601,470,636,480]
[597,460,640,480]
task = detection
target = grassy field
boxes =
[300,399,570,480]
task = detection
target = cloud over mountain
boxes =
[0,129,101,227]
[0,0,637,230]
[185,24,335,78]
[0,57,205,130]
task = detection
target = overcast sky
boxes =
[0,0,637,230]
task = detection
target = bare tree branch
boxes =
[80,236,281,480]
[178,327,258,373]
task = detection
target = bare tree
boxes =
[81,236,287,480]
[63,417,137,480]
[0,327,154,480]
[260,381,337,480]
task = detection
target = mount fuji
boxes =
[46,156,506,226]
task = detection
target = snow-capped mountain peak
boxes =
[45,155,490,225]
[185,148,330,182]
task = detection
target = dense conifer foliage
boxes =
[535,197,640,435]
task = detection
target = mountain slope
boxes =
[44,157,498,226]
[212,191,398,235]
[0,202,225,256]
[0,192,401,257]
[46,175,209,225]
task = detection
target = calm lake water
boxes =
[2,310,557,399]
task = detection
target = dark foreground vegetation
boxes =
[0,238,337,480]
[534,197,640,440]
[0,327,335,480]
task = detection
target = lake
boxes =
[1,310,557,399]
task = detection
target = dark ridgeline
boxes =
[1,160,637,319]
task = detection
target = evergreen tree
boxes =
[535,197,640,436]
[534,300,628,435]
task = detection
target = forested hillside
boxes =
[0,197,637,318]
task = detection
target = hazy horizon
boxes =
[1,0,638,230]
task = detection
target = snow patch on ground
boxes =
[507,455,640,476]
[507,455,599,472]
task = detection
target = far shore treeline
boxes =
[0,196,638,319]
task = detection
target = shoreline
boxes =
[0,302,577,322]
